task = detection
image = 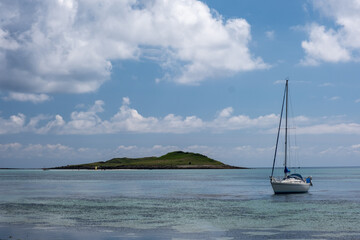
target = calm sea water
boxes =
[0,168,359,239]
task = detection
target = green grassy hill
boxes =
[53,151,243,169]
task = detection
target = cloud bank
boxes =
[1,97,360,135]
[301,0,360,65]
[0,97,279,135]
[0,0,267,97]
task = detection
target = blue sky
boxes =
[1,0,360,168]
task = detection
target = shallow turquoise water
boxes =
[0,168,359,239]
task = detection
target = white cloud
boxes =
[274,79,310,85]
[265,30,275,40]
[0,142,108,167]
[0,113,26,134]
[36,115,66,134]
[2,98,360,136]
[319,82,335,87]
[89,100,105,113]
[0,142,22,151]
[234,145,274,160]
[218,107,233,118]
[351,144,360,149]
[301,0,360,65]
[323,96,341,101]
[0,0,267,95]
[297,123,360,134]
[273,80,286,85]
[211,112,279,131]
[117,145,137,151]
[301,24,351,65]
[122,97,130,106]
[329,96,340,101]
[3,92,51,103]
[24,143,73,153]
[319,144,360,158]
[293,115,311,123]
[0,98,280,135]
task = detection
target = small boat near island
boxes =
[270,79,312,194]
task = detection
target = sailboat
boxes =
[270,79,312,194]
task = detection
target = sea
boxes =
[0,168,359,240]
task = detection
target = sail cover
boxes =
[288,173,304,180]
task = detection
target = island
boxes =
[52,151,245,169]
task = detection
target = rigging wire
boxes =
[288,83,301,171]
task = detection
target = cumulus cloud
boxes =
[212,111,279,131]
[0,98,281,135]
[301,24,351,65]
[0,100,353,137]
[0,0,267,95]
[2,97,360,135]
[62,99,281,134]
[218,107,233,118]
[23,143,73,154]
[0,113,26,134]
[0,142,22,151]
[3,92,51,103]
[301,0,360,65]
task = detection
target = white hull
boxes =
[271,179,310,194]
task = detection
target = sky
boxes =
[1,0,360,168]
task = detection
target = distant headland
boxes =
[52,151,245,170]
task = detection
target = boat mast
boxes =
[271,80,286,178]
[284,79,289,177]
